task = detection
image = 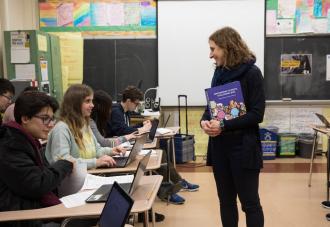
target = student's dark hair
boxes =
[122,85,143,102]
[91,90,113,136]
[14,91,59,124]
[23,86,38,92]
[0,78,15,95]
[209,27,255,68]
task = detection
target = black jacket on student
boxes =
[106,103,142,137]
[0,122,73,227]
[201,60,265,169]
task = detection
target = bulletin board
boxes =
[38,0,156,37]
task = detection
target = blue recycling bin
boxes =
[259,128,278,160]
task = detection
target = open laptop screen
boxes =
[148,119,159,141]
[99,182,134,227]
[315,113,330,128]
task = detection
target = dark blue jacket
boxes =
[201,60,265,169]
[106,103,142,137]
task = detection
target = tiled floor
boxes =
[136,155,330,227]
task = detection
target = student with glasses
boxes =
[0,78,15,125]
[106,85,152,137]
[3,86,38,124]
[0,91,73,227]
[45,84,126,170]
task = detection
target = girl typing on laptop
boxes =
[45,84,126,169]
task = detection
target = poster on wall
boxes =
[280,54,312,76]
[10,32,30,63]
[39,0,156,36]
[266,0,330,34]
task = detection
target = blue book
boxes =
[205,81,246,121]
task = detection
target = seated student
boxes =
[106,85,151,137]
[45,84,125,170]
[91,90,165,222]
[90,90,137,147]
[0,91,73,227]
[0,78,15,124]
[104,88,198,205]
[3,86,38,124]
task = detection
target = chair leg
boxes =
[308,131,318,187]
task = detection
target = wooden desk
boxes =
[88,150,162,175]
[156,127,180,169]
[0,175,162,227]
[310,126,330,203]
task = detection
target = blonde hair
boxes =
[60,84,93,150]
[209,27,255,68]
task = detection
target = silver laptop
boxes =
[113,133,147,168]
[85,151,152,203]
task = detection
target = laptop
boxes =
[113,133,147,168]
[163,113,171,128]
[146,119,159,143]
[315,113,330,128]
[98,181,134,227]
[85,151,151,203]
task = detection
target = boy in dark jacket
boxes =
[0,91,73,227]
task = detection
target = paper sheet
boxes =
[60,190,95,208]
[11,31,30,63]
[266,10,277,34]
[15,64,35,80]
[81,174,134,190]
[156,128,173,135]
[278,0,296,18]
[37,34,48,52]
[276,19,294,34]
[139,149,157,156]
[40,60,49,81]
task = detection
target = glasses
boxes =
[133,101,140,106]
[1,94,13,102]
[33,115,56,125]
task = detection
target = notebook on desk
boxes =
[113,133,147,168]
[315,113,330,128]
[98,181,134,227]
[86,151,152,203]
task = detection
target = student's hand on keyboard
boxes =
[96,155,116,167]
[112,146,127,156]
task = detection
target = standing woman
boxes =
[201,27,265,227]
[46,84,124,169]
[90,90,137,147]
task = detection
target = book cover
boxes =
[205,81,246,121]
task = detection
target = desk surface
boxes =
[155,126,180,139]
[312,125,330,135]
[0,175,163,222]
[88,150,162,174]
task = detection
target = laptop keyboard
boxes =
[115,158,128,167]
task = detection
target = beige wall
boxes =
[0,0,38,77]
